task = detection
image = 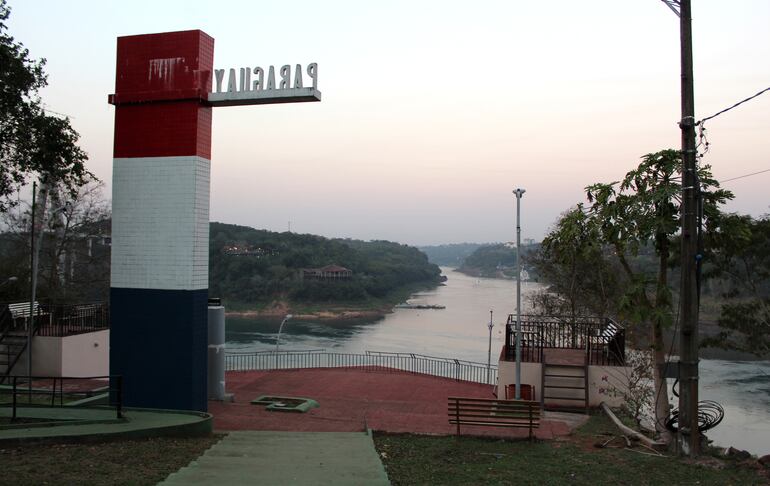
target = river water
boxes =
[225,267,770,456]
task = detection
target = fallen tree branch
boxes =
[600,402,667,450]
[625,447,664,457]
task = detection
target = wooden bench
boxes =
[7,302,42,318]
[4,302,49,330]
[448,397,541,440]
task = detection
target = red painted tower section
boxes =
[110,30,213,158]
[109,30,214,411]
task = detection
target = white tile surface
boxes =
[111,156,210,290]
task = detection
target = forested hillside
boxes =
[209,222,443,307]
[458,243,539,279]
[418,243,483,267]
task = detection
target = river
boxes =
[225,267,770,456]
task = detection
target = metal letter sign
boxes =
[208,63,321,106]
[108,30,321,411]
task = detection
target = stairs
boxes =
[0,331,27,383]
[540,350,588,413]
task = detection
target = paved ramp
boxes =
[161,431,390,485]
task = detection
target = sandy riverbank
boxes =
[224,301,393,321]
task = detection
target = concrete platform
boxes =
[161,431,389,485]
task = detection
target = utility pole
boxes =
[677,0,701,457]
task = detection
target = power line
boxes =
[41,104,74,119]
[721,168,770,183]
[699,86,770,125]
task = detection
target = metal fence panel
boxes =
[224,350,498,385]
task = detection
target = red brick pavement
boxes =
[209,368,573,440]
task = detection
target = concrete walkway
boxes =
[161,431,390,485]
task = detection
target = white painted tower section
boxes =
[111,156,211,291]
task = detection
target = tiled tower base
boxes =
[109,30,214,411]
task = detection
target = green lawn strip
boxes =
[0,434,223,486]
[374,415,767,486]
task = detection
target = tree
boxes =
[702,214,770,356]
[533,204,619,320]
[536,149,732,442]
[0,181,111,303]
[0,0,92,212]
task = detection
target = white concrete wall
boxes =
[11,338,62,377]
[497,357,632,408]
[10,330,109,377]
[60,330,109,377]
[498,359,541,399]
[588,364,634,408]
[111,155,210,291]
[30,337,63,376]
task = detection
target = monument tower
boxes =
[108,30,320,411]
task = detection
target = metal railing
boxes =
[504,315,625,366]
[1,302,109,337]
[1,375,123,421]
[225,349,499,385]
[36,303,109,337]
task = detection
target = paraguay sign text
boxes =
[208,63,321,107]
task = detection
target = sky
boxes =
[8,0,770,246]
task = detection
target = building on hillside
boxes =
[300,265,353,281]
[221,244,277,257]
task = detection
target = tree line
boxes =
[209,222,443,306]
[457,243,540,279]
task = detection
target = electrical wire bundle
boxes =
[665,380,725,432]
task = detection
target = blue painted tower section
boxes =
[110,289,208,411]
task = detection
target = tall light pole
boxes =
[487,309,494,385]
[513,188,526,400]
[28,181,38,384]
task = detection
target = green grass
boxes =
[374,415,768,486]
[0,435,223,485]
[3,415,763,485]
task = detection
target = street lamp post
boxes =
[513,188,526,400]
[274,314,294,368]
[27,181,37,385]
[487,309,494,385]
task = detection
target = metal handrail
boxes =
[35,303,110,337]
[504,315,626,366]
[0,301,109,337]
[224,350,499,385]
[2,375,123,421]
